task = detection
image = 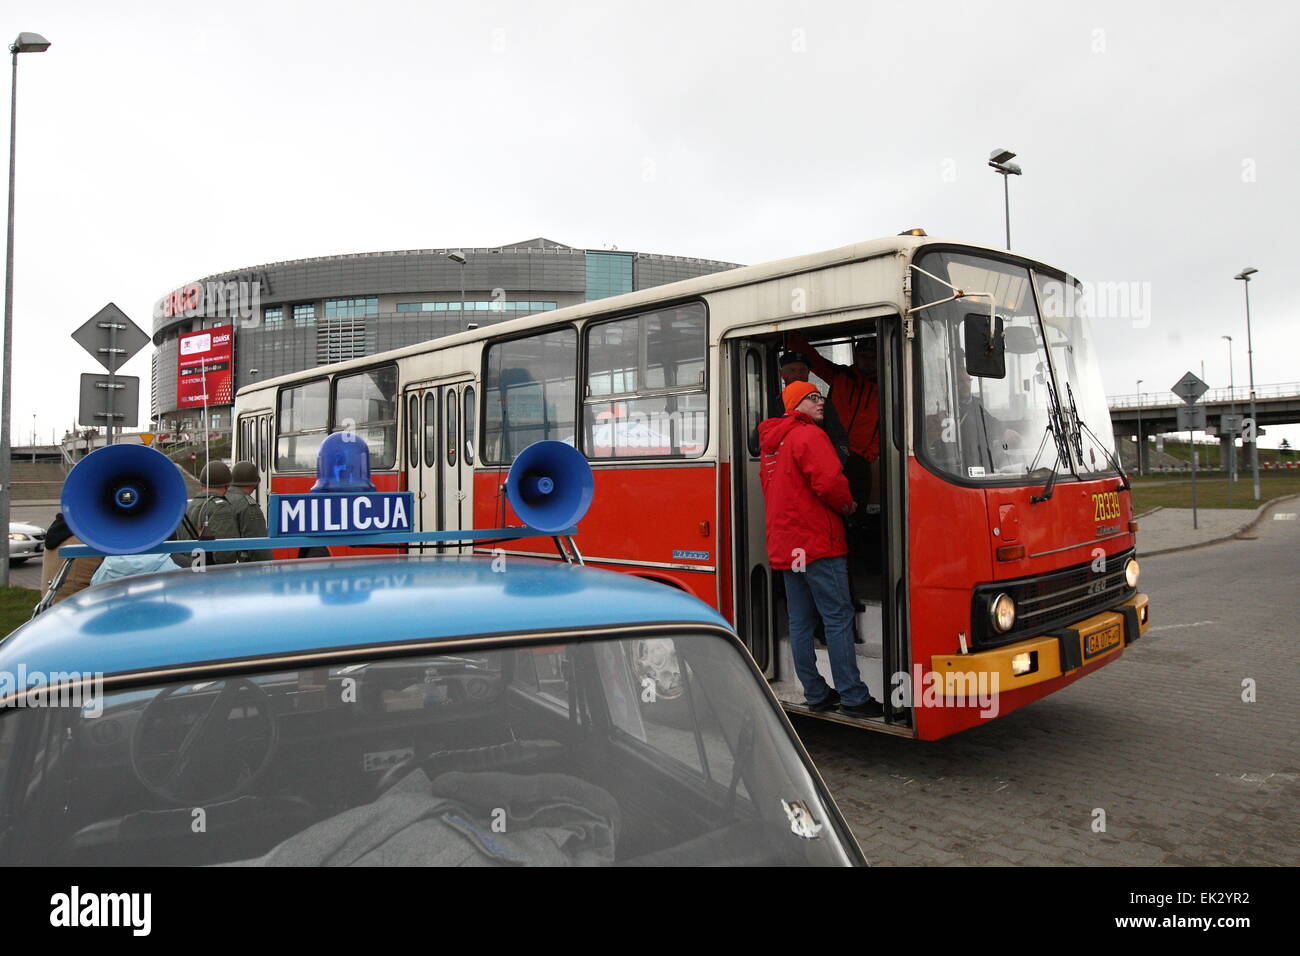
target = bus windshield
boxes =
[915,250,1116,483]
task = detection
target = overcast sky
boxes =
[4,0,1298,447]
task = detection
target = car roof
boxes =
[0,555,731,679]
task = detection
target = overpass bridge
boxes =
[1108,382,1300,472]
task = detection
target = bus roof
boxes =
[236,233,1050,399]
[0,555,731,681]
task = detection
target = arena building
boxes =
[150,237,742,432]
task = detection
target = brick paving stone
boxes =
[796,510,1300,866]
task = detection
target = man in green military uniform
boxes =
[181,462,241,565]
[226,460,273,562]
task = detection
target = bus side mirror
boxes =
[963,313,1006,379]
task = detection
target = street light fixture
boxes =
[988,148,1022,250]
[1221,334,1235,489]
[1234,268,1260,500]
[445,250,467,324]
[1,30,50,590]
[1135,379,1144,476]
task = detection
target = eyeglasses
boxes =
[801,394,826,404]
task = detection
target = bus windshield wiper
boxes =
[1031,380,1075,504]
[1065,384,1085,464]
[1069,396,1131,491]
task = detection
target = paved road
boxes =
[798,502,1300,866]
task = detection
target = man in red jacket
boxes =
[758,381,881,717]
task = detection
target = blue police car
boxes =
[0,438,863,866]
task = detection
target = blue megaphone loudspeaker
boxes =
[61,445,190,555]
[505,441,594,534]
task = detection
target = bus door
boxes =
[439,379,474,555]
[404,379,473,553]
[728,339,776,677]
[237,412,273,513]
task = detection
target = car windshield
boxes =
[0,633,855,866]
[915,250,1116,482]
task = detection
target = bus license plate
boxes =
[1083,622,1122,659]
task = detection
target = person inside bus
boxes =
[758,381,882,718]
[784,331,880,511]
[777,347,849,463]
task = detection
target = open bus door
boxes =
[728,340,777,678]
[728,323,912,734]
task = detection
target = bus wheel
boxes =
[297,547,330,559]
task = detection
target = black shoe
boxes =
[839,698,884,718]
[807,690,841,712]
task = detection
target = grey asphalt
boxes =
[799,498,1300,865]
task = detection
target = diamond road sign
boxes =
[1171,371,1209,405]
[71,302,150,373]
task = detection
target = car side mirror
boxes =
[963,313,1006,378]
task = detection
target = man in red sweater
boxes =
[758,381,881,717]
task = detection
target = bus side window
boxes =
[407,394,419,468]
[333,366,398,469]
[463,386,476,465]
[583,303,707,459]
[447,389,458,467]
[424,392,437,469]
[277,380,329,471]
[483,329,577,463]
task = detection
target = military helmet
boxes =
[199,461,233,488]
[231,460,260,486]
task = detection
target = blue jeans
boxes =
[783,556,871,707]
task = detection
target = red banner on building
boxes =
[176,325,234,408]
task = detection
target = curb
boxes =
[1134,506,1163,519]
[1141,493,1300,557]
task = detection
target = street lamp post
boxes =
[1221,334,1235,500]
[1,31,50,590]
[1135,379,1144,477]
[988,148,1022,250]
[445,250,467,331]
[1235,268,1260,501]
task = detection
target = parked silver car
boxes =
[8,522,45,564]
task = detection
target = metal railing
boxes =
[1108,382,1300,409]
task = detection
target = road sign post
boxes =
[72,303,149,446]
[1172,371,1209,531]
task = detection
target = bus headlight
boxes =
[989,593,1016,633]
[1125,558,1140,589]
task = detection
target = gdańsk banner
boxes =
[176,325,234,408]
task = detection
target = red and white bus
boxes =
[234,233,1150,740]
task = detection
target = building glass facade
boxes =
[585,252,634,301]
